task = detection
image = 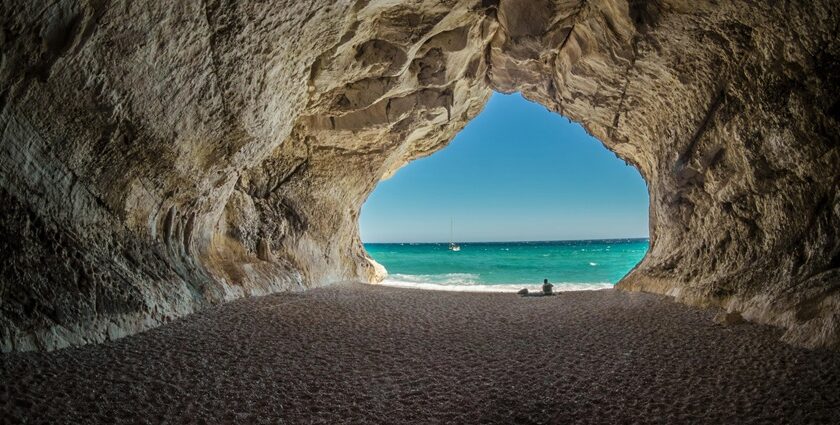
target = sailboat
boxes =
[448,218,461,251]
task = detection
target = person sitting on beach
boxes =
[542,278,553,295]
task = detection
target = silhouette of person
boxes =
[542,278,553,295]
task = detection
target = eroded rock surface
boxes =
[1,0,838,351]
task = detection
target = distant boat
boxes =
[449,218,461,251]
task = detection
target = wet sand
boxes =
[2,283,839,424]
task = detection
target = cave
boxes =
[1,0,838,356]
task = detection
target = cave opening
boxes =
[1,0,837,355]
[359,92,650,292]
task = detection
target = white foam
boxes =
[378,279,614,293]
[388,273,480,285]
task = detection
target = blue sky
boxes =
[360,92,649,243]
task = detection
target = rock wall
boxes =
[1,0,837,351]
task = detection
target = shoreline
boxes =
[364,237,650,245]
[376,280,614,293]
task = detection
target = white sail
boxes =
[449,217,460,251]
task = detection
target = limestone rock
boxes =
[0,0,837,351]
[715,311,745,326]
[369,257,389,284]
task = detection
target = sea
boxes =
[364,238,649,292]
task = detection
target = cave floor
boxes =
[2,283,840,424]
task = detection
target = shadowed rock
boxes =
[0,0,837,351]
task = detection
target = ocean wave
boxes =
[388,273,481,285]
[378,277,613,293]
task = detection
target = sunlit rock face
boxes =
[1,0,837,351]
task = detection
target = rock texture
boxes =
[0,0,837,351]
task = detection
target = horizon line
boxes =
[363,236,650,244]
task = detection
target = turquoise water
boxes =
[365,239,649,292]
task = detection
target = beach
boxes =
[2,283,839,424]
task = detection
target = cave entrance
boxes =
[359,92,649,292]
